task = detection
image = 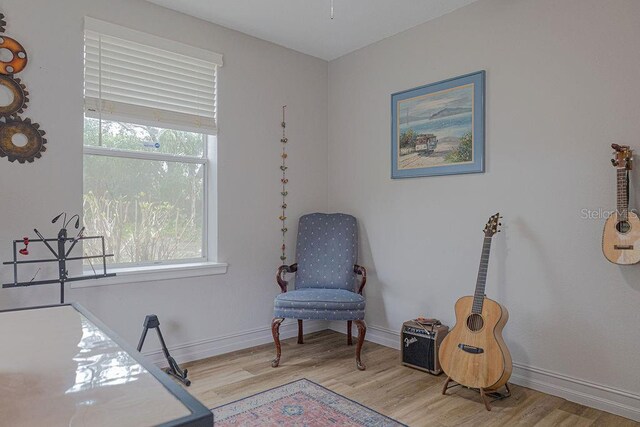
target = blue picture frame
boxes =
[391,71,485,179]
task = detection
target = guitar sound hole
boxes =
[616,221,631,234]
[466,314,484,332]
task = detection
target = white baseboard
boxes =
[328,321,401,349]
[329,322,640,422]
[142,319,327,367]
[511,363,640,422]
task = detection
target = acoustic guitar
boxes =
[439,213,512,410]
[602,144,640,265]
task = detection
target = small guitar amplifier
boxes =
[401,320,449,375]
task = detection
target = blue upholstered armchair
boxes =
[271,213,368,370]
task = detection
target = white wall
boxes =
[3,0,640,420]
[328,0,640,419]
[0,0,328,356]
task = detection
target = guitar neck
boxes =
[472,236,493,314]
[617,169,629,221]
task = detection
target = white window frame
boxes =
[80,18,226,282]
[83,133,210,268]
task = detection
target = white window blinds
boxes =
[84,17,223,134]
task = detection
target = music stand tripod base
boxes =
[441,376,511,411]
[137,315,191,387]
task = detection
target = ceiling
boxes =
[146,0,479,61]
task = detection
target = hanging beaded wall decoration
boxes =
[279,106,289,262]
[0,12,47,163]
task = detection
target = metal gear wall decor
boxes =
[0,12,47,164]
[0,35,27,75]
[279,106,289,263]
[0,75,27,116]
[0,116,46,163]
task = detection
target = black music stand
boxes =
[2,213,115,304]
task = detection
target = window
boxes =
[83,18,222,268]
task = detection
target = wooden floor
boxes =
[184,330,637,426]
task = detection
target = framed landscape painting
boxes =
[391,71,485,179]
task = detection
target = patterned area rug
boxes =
[212,379,406,426]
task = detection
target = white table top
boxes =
[0,305,207,427]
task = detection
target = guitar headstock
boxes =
[611,143,633,170]
[483,213,502,237]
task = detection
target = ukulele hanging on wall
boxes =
[602,144,640,265]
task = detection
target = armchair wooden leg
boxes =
[271,318,285,368]
[347,320,353,345]
[297,319,304,344]
[354,320,367,371]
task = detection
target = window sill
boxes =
[71,262,228,289]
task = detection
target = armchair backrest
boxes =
[295,213,358,290]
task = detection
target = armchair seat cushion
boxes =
[274,288,365,321]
